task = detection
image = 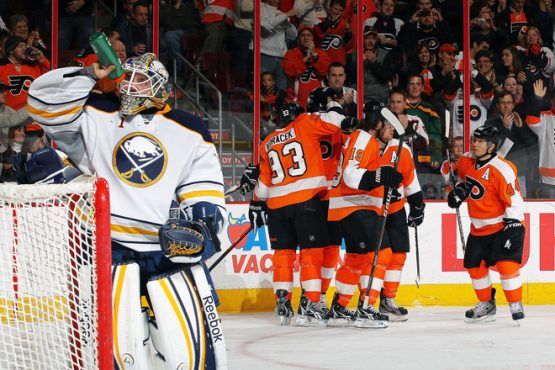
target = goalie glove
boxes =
[498,218,525,252]
[249,200,268,231]
[159,219,210,264]
[447,182,471,209]
[239,163,260,195]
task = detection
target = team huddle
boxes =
[240,94,527,328]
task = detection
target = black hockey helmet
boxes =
[473,125,502,150]
[361,99,386,130]
[276,101,303,127]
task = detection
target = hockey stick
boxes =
[208,225,253,271]
[362,108,406,309]
[444,110,466,251]
[414,226,420,287]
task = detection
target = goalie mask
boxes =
[119,53,171,116]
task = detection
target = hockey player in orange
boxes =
[447,126,526,322]
[374,116,425,322]
[250,100,357,327]
[327,101,403,328]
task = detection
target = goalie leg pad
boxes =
[146,268,219,370]
[112,262,153,370]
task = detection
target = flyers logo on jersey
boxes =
[466,176,486,200]
[8,75,34,95]
[113,133,167,187]
[321,35,343,50]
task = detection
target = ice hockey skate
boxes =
[379,294,408,322]
[296,294,329,327]
[327,293,355,327]
[354,298,389,328]
[509,301,525,322]
[275,289,294,326]
[465,288,497,323]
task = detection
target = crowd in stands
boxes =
[0,0,554,199]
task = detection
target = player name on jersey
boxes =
[265,128,296,152]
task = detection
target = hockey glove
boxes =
[249,200,268,231]
[359,166,403,191]
[447,182,471,209]
[159,219,207,264]
[499,218,525,252]
[240,163,260,195]
[408,203,426,227]
[384,188,402,204]
[340,116,359,133]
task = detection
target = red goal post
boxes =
[0,177,112,370]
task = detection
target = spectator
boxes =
[516,26,555,89]
[388,88,429,156]
[503,75,525,116]
[497,0,535,46]
[160,0,201,74]
[360,26,396,103]
[405,44,439,100]
[258,0,298,91]
[197,0,236,54]
[231,0,253,75]
[531,0,553,51]
[282,25,331,109]
[469,33,491,70]
[406,74,443,193]
[498,46,524,83]
[111,0,138,28]
[260,71,286,139]
[307,62,357,116]
[440,135,464,198]
[397,8,450,57]
[485,90,538,197]
[315,0,352,66]
[407,0,443,25]
[433,43,463,102]
[57,0,95,51]
[364,0,404,50]
[525,79,554,198]
[294,0,327,26]
[469,1,498,44]
[117,1,152,57]
[0,125,25,183]
[0,37,50,110]
[9,14,48,55]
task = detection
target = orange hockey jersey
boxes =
[375,139,421,215]
[0,59,51,109]
[320,130,346,201]
[255,106,345,209]
[328,129,381,221]
[457,153,524,236]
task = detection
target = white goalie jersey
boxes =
[27,67,227,252]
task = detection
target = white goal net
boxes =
[0,178,112,370]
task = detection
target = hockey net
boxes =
[0,177,112,370]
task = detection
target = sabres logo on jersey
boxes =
[113,132,167,187]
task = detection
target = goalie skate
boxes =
[379,296,408,322]
[354,299,389,329]
[509,301,525,321]
[465,288,497,323]
[327,294,355,327]
[275,289,294,326]
[296,295,329,327]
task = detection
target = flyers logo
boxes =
[8,75,34,95]
[470,105,481,121]
[321,35,343,50]
[466,176,485,200]
[419,37,439,51]
[299,68,318,83]
[320,140,333,159]
[113,132,167,187]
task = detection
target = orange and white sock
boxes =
[359,248,392,305]
[300,248,324,302]
[335,253,370,307]
[497,260,522,303]
[321,245,340,297]
[468,261,492,302]
[272,249,296,300]
[383,252,407,299]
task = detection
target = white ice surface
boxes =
[222,306,555,370]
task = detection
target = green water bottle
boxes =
[89,31,124,80]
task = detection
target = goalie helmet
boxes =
[119,53,171,116]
